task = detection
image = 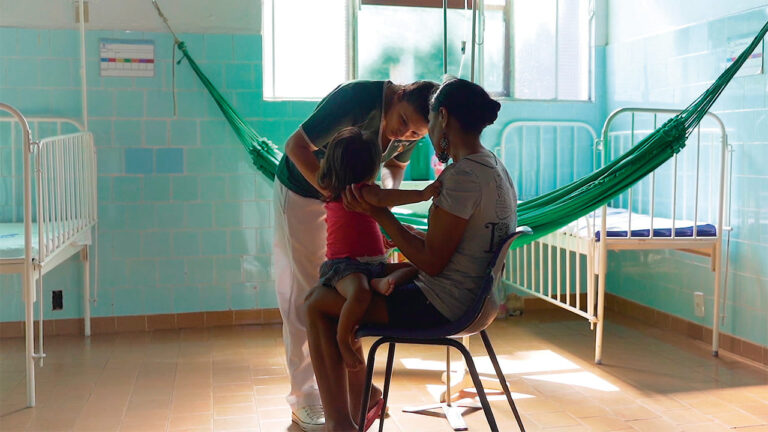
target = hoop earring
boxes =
[437,136,451,163]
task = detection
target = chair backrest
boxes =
[455,225,532,336]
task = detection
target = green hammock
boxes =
[174,21,768,246]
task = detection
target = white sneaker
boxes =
[291,405,325,431]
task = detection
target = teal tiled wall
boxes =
[605,7,768,346]
[1,25,604,324]
[0,28,314,321]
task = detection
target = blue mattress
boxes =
[560,207,718,241]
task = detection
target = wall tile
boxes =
[125,148,153,175]
[184,148,214,174]
[115,90,145,118]
[155,203,186,229]
[186,257,214,285]
[171,176,199,201]
[214,256,241,285]
[113,120,142,147]
[173,231,201,257]
[158,259,186,285]
[141,230,171,258]
[170,119,199,147]
[185,203,213,229]
[204,34,233,62]
[143,175,171,202]
[127,260,158,287]
[155,148,184,174]
[200,230,228,256]
[144,120,169,146]
[233,34,261,62]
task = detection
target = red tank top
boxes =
[324,199,386,260]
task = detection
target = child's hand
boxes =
[422,180,441,200]
[383,236,396,250]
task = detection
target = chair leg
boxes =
[448,339,499,432]
[359,338,386,432]
[378,343,396,432]
[481,330,526,432]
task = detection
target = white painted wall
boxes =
[608,0,768,43]
[0,0,261,33]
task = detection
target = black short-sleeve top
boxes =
[275,80,418,199]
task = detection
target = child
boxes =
[316,127,440,370]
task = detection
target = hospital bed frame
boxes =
[502,108,730,364]
[0,103,97,407]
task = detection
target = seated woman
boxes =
[304,78,518,432]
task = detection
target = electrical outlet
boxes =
[52,290,63,311]
[694,291,705,317]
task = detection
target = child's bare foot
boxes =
[371,277,395,296]
[338,332,364,370]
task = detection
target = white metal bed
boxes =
[500,108,730,364]
[0,103,97,407]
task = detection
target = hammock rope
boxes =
[156,1,767,245]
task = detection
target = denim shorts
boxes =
[318,258,388,288]
[385,282,451,329]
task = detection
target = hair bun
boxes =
[481,99,501,127]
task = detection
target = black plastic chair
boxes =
[356,226,532,432]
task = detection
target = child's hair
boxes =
[317,127,381,201]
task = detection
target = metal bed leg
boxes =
[82,247,90,337]
[711,245,722,356]
[595,236,607,365]
[24,267,35,407]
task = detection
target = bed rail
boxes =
[35,132,97,264]
[0,107,96,407]
[499,112,730,364]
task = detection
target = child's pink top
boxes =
[324,199,386,260]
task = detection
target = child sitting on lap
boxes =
[316,127,440,370]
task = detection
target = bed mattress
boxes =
[0,222,91,259]
[560,207,717,240]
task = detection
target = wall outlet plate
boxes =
[694,291,705,317]
[52,290,63,311]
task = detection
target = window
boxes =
[511,0,592,100]
[357,2,474,83]
[262,0,349,99]
[263,0,593,101]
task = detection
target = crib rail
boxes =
[498,112,730,363]
[500,121,599,319]
[597,109,728,241]
[1,116,84,223]
[34,132,97,264]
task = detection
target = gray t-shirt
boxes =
[415,149,518,321]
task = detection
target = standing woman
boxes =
[273,79,438,431]
[304,78,516,432]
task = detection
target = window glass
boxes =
[513,0,556,99]
[556,0,591,100]
[482,5,507,94]
[263,0,348,99]
[357,5,474,83]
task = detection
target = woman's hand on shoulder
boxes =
[421,180,441,200]
[343,183,380,216]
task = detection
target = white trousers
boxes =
[272,180,327,410]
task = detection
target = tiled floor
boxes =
[1,309,768,431]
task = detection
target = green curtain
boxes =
[175,20,768,245]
